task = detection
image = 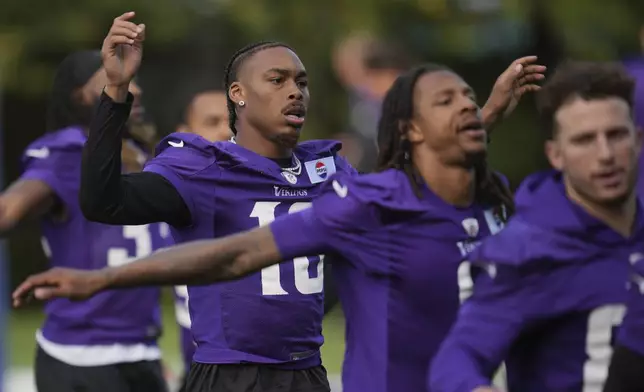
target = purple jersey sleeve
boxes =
[270,172,388,274]
[20,142,81,207]
[335,154,359,177]
[618,255,644,356]
[430,264,541,392]
[143,133,216,225]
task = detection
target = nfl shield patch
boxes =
[461,218,479,238]
[305,157,336,184]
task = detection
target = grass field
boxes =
[8,290,347,373]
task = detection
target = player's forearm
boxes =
[0,181,55,235]
[102,227,282,288]
[80,91,131,222]
[430,315,505,392]
[103,240,241,287]
[429,343,493,392]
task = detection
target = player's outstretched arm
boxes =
[13,225,282,306]
[429,264,527,392]
[481,56,546,133]
[0,180,56,235]
[13,207,331,306]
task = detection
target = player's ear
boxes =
[405,119,424,144]
[545,139,563,170]
[228,82,244,106]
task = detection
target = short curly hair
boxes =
[537,61,635,139]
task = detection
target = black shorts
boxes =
[178,372,188,392]
[604,344,644,392]
[185,363,330,392]
[35,346,168,392]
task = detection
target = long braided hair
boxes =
[223,41,294,135]
[47,51,103,132]
[376,64,515,219]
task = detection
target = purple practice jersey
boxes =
[616,249,644,358]
[430,170,643,392]
[143,133,356,369]
[268,169,506,392]
[21,127,170,346]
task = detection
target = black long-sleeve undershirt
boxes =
[80,92,191,227]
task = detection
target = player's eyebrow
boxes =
[264,68,307,79]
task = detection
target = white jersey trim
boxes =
[36,330,161,367]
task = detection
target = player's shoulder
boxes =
[469,218,542,265]
[321,169,425,211]
[148,133,220,174]
[22,127,85,163]
[24,127,85,153]
[295,139,342,159]
[154,133,215,157]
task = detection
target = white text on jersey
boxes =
[273,186,308,197]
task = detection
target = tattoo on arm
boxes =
[104,226,283,288]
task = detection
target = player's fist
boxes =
[12,267,109,307]
[102,12,145,87]
[472,387,503,392]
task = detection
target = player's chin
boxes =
[593,185,632,207]
[462,141,488,161]
[275,126,302,148]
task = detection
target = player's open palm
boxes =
[102,12,145,87]
[12,267,107,307]
[488,56,546,119]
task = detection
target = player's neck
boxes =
[565,183,637,237]
[234,129,292,159]
[414,153,475,207]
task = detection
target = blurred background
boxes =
[2,0,644,390]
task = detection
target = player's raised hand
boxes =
[483,56,546,128]
[102,12,145,87]
[472,387,503,392]
[12,267,108,307]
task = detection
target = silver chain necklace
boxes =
[230,136,301,175]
